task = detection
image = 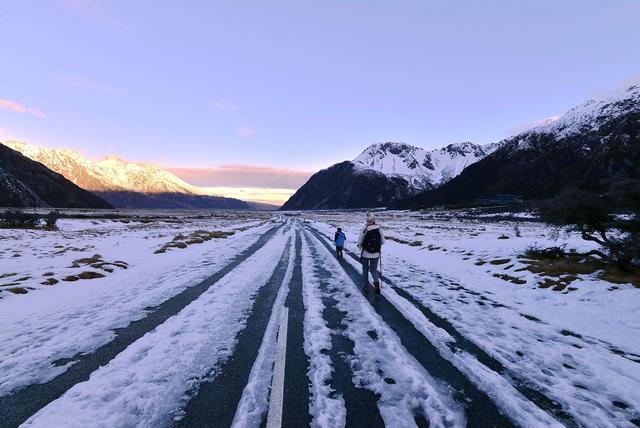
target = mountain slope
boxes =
[395,85,640,209]
[281,161,414,210]
[4,141,251,209]
[0,144,112,208]
[281,141,490,210]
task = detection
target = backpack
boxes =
[335,232,346,247]
[363,227,381,254]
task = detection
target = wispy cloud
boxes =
[236,127,257,138]
[212,99,240,112]
[0,99,45,117]
[59,75,125,95]
[509,115,560,135]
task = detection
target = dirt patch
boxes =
[490,258,511,265]
[8,287,28,294]
[63,275,80,282]
[41,278,59,286]
[475,260,486,266]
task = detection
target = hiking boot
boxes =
[374,281,381,295]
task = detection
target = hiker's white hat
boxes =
[366,212,376,223]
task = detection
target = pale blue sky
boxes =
[1,0,639,177]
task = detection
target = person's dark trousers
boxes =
[361,257,379,285]
[336,246,344,258]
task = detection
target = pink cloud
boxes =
[0,99,45,117]
[236,127,257,138]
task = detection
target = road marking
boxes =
[266,306,289,428]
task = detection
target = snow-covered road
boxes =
[1,214,638,427]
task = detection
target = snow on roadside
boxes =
[231,228,297,428]
[329,238,564,427]
[22,226,290,428]
[307,214,640,427]
[302,228,465,428]
[300,233,347,428]
[0,220,277,397]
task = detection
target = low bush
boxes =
[0,209,59,229]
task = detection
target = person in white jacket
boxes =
[357,212,385,294]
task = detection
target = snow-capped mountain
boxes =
[0,143,112,208]
[281,141,491,210]
[353,141,488,191]
[527,84,640,139]
[3,141,251,209]
[4,141,200,194]
[396,85,640,208]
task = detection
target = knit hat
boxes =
[366,212,376,224]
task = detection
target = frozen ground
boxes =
[0,209,638,427]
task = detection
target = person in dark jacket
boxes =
[334,227,346,258]
[357,212,385,294]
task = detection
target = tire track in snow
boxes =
[0,223,283,428]
[20,224,291,428]
[176,227,294,427]
[281,229,313,427]
[304,225,514,427]
[302,230,457,427]
[309,224,576,427]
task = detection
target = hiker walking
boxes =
[357,212,385,294]
[334,227,346,259]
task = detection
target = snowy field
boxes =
[0,209,638,427]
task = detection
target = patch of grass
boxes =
[475,260,486,266]
[41,278,59,285]
[490,258,511,265]
[78,271,105,280]
[8,287,28,294]
[493,274,526,285]
[156,229,235,254]
[71,254,103,268]
[408,240,422,247]
[537,276,578,291]
[599,267,640,287]
[497,235,510,240]
[63,275,80,282]
[522,259,601,276]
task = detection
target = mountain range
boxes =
[281,141,496,210]
[395,85,640,209]
[0,144,112,209]
[3,141,254,210]
[282,84,640,210]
